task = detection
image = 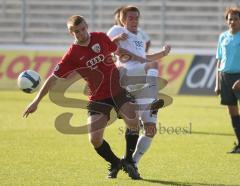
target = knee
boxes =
[120,103,138,128]
[228,105,239,116]
[127,107,137,120]
[148,62,158,70]
[89,135,103,148]
[144,124,157,137]
[126,118,139,130]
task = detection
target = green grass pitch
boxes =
[0,90,240,186]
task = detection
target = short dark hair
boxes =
[225,7,240,20]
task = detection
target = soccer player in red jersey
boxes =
[22,15,140,179]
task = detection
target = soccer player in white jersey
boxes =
[113,6,151,53]
[138,28,151,53]
[107,5,171,178]
[114,6,151,53]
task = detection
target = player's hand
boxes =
[214,86,220,95]
[232,80,240,91]
[116,48,131,62]
[22,101,38,118]
[163,44,171,56]
[117,33,128,41]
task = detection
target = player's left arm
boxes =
[106,29,146,63]
[145,40,151,53]
[146,44,171,62]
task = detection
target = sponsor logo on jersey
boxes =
[134,40,144,49]
[86,54,105,69]
[79,56,85,60]
[222,38,230,46]
[91,43,101,53]
[54,64,60,72]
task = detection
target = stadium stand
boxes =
[0,0,240,49]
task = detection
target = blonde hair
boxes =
[113,6,125,26]
[67,15,86,31]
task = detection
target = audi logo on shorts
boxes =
[86,54,105,69]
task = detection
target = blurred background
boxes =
[1,0,240,95]
[1,0,239,49]
[2,2,240,186]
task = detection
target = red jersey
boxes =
[53,32,121,100]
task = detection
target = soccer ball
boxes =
[17,70,41,93]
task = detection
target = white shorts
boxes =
[125,62,146,76]
[118,63,157,124]
[118,63,147,92]
[131,87,157,125]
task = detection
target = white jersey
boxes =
[138,28,150,44]
[107,25,146,70]
[107,25,157,124]
[107,25,148,92]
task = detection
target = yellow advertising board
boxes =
[0,50,193,95]
[0,50,62,89]
[158,54,194,94]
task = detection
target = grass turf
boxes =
[0,90,239,186]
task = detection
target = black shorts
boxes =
[220,72,240,105]
[87,88,134,120]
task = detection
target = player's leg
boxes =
[227,105,240,153]
[129,91,173,177]
[114,90,142,179]
[131,120,156,180]
[132,123,156,164]
[220,73,240,153]
[119,65,161,179]
[119,101,143,180]
[144,61,159,99]
[231,76,240,153]
[88,113,107,147]
[127,84,160,179]
[119,101,140,154]
[87,101,122,178]
[124,125,139,162]
[117,67,141,163]
[144,61,167,113]
[132,97,157,167]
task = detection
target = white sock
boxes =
[132,135,153,166]
[147,69,158,77]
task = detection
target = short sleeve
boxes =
[216,34,223,60]
[53,47,77,78]
[100,32,117,53]
[107,25,125,40]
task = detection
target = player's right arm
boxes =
[215,34,223,95]
[22,75,58,118]
[107,26,146,63]
[111,33,128,43]
[22,45,77,118]
[214,60,221,95]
